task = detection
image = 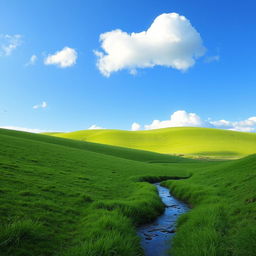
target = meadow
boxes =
[0,128,255,255]
[49,127,256,159]
[163,154,256,256]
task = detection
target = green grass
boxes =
[1,128,256,256]
[48,127,256,159]
[162,154,256,256]
[0,128,197,255]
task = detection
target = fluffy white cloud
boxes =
[210,117,256,132]
[44,47,77,68]
[135,110,256,132]
[95,13,205,76]
[88,124,105,130]
[0,126,52,133]
[145,110,203,130]
[26,54,37,66]
[0,34,22,56]
[131,122,141,131]
[33,101,47,109]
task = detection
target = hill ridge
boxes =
[48,127,256,159]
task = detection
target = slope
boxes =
[163,154,256,256]
[49,127,256,158]
[1,128,255,256]
[0,128,195,256]
[0,128,191,163]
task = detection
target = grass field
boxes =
[48,127,256,159]
[1,128,256,255]
[0,128,197,256]
[162,154,256,256]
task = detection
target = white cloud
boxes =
[0,34,22,56]
[95,13,205,76]
[210,117,256,132]
[205,55,220,63]
[131,122,141,131]
[133,110,256,132]
[129,69,138,75]
[0,126,51,133]
[145,110,203,130]
[88,124,105,130]
[44,47,77,68]
[210,119,231,127]
[33,101,47,109]
[26,54,37,66]
[230,127,255,132]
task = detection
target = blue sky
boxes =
[1,0,256,132]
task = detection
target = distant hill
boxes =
[47,127,256,159]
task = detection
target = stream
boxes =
[137,183,189,256]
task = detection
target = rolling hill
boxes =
[1,128,255,256]
[163,154,256,256]
[48,127,256,159]
[0,128,194,256]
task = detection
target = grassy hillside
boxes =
[1,128,255,256]
[0,128,199,256]
[163,154,256,256]
[49,127,256,159]
[1,128,191,164]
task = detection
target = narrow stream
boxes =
[137,183,188,256]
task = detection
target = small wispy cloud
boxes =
[129,69,138,75]
[210,117,256,132]
[44,47,77,68]
[26,54,37,66]
[33,101,47,109]
[0,34,22,56]
[205,55,220,63]
[131,122,141,131]
[88,124,105,130]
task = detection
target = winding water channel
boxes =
[137,183,189,256]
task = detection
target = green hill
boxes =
[48,127,256,159]
[1,128,255,256]
[163,154,256,256]
[0,128,193,256]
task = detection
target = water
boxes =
[137,183,188,256]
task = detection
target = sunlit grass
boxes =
[163,155,256,256]
[49,127,256,159]
[1,128,255,255]
[0,128,191,255]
